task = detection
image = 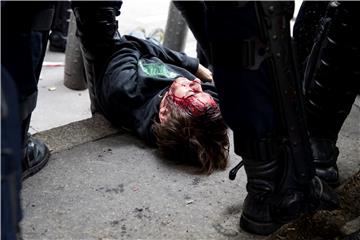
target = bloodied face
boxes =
[159,77,217,123]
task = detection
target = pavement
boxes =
[21,1,359,240]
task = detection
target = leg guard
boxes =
[293,1,329,73]
[71,1,123,113]
[302,2,360,186]
[252,1,340,227]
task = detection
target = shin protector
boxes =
[302,1,360,186]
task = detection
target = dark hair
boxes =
[152,98,229,174]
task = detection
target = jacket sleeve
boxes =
[100,39,145,119]
[123,35,199,74]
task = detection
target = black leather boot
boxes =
[310,138,340,187]
[71,1,123,114]
[231,137,340,236]
[239,150,282,235]
[22,134,50,180]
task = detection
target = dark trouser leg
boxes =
[173,1,211,69]
[196,43,211,70]
[2,3,53,141]
[49,0,71,53]
[71,1,123,114]
[203,1,339,235]
[300,2,360,186]
[1,2,54,179]
[1,67,23,240]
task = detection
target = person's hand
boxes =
[196,64,213,82]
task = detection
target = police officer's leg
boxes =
[49,0,71,53]
[293,1,329,73]
[71,1,123,114]
[1,2,55,180]
[204,1,339,235]
[1,66,23,240]
[300,2,360,187]
[173,1,211,68]
[196,43,210,69]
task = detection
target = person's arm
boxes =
[100,40,146,116]
[124,35,213,82]
[196,63,213,82]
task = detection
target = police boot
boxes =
[49,1,71,53]
[302,1,360,187]
[22,134,50,180]
[233,138,282,235]
[72,1,123,113]
[21,116,50,180]
[310,138,340,187]
[230,136,340,236]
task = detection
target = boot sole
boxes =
[22,146,50,181]
[240,213,282,236]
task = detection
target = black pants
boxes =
[1,67,23,240]
[176,2,276,148]
[1,1,55,145]
[1,3,54,238]
[173,1,211,68]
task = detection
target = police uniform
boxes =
[1,2,55,238]
[174,1,339,235]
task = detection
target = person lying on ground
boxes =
[95,35,229,174]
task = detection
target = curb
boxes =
[33,113,121,154]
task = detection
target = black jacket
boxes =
[98,35,218,145]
